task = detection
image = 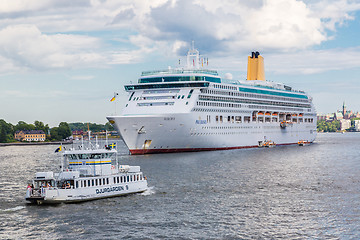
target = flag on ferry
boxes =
[55,146,62,152]
[109,143,116,149]
[110,93,118,102]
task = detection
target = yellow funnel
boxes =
[247,51,265,81]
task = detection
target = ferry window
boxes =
[235,116,241,123]
[137,175,139,181]
[76,181,79,189]
[99,179,101,186]
[113,177,116,183]
[106,178,109,185]
[84,181,87,187]
[117,177,120,183]
[127,176,130,182]
[88,180,91,186]
[228,116,231,122]
[216,116,219,123]
[92,179,94,186]
[103,178,106,185]
[220,116,223,123]
[81,181,83,188]
[181,95,185,99]
[140,174,142,180]
[96,179,98,186]
[120,176,123,183]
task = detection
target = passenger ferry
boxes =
[107,44,317,154]
[25,136,148,204]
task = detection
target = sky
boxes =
[1,0,360,127]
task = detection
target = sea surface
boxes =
[0,133,359,239]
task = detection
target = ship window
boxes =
[76,181,79,188]
[103,178,106,185]
[106,178,109,185]
[84,180,87,187]
[113,177,116,183]
[117,177,120,183]
[220,116,223,123]
[88,180,91,186]
[216,116,218,123]
[137,175,139,181]
[181,95,185,99]
[228,116,230,122]
[80,181,83,188]
[127,176,130,182]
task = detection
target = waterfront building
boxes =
[355,120,360,131]
[15,130,46,142]
[72,130,84,140]
[339,119,351,131]
[317,113,333,121]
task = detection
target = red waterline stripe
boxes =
[129,142,301,155]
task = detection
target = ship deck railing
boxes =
[141,69,218,76]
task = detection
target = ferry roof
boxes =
[63,148,117,155]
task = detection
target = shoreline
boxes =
[0,141,73,147]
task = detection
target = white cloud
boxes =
[0,24,106,72]
[0,0,358,74]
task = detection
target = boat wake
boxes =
[140,186,155,196]
[1,206,25,212]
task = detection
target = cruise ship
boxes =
[107,45,317,154]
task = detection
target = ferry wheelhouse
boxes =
[107,45,317,154]
[25,137,148,204]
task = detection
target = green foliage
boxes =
[0,119,15,143]
[317,120,341,132]
[14,121,35,131]
[68,122,113,132]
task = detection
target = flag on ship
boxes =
[55,146,62,152]
[110,93,118,102]
[109,143,116,149]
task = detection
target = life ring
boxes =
[111,165,115,169]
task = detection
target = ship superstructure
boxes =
[107,46,317,154]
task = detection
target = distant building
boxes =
[15,130,46,142]
[339,119,351,131]
[72,130,84,140]
[355,120,360,131]
[317,113,333,121]
[334,112,343,120]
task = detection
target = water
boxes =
[0,133,359,239]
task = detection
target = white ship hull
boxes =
[108,113,317,154]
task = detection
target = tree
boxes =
[0,119,15,143]
[105,122,114,131]
[14,121,35,131]
[58,122,72,140]
[50,127,61,141]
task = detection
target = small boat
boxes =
[259,140,276,148]
[298,140,311,146]
[25,135,148,204]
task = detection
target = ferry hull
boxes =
[26,181,148,204]
[108,113,317,155]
